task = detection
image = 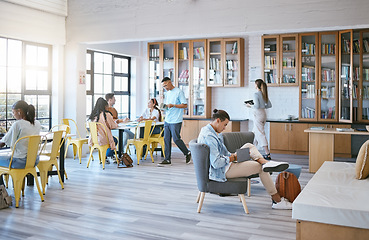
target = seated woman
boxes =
[137,98,162,135]
[88,97,118,163]
[0,101,41,184]
[197,109,292,210]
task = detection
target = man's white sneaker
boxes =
[262,160,289,172]
[272,197,292,210]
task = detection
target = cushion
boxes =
[355,140,369,179]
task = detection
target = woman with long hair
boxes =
[0,100,41,169]
[88,97,118,162]
[138,98,162,122]
[246,79,272,160]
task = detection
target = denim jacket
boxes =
[197,124,231,182]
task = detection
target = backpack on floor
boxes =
[275,171,301,203]
[0,185,12,209]
[117,153,133,168]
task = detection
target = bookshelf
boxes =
[299,32,318,120]
[148,42,162,101]
[262,34,298,86]
[177,40,190,116]
[318,31,338,121]
[207,38,244,87]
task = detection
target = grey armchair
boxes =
[189,139,249,214]
[221,132,257,197]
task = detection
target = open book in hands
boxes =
[159,103,168,111]
[244,100,254,105]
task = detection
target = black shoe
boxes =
[263,154,271,160]
[158,160,171,166]
[186,152,192,164]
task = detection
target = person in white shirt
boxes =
[246,79,272,160]
[138,98,162,122]
[0,100,41,171]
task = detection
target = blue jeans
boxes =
[164,122,189,161]
[106,137,118,158]
[0,151,39,169]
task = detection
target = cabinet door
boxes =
[280,34,298,86]
[270,123,289,150]
[339,30,353,122]
[224,38,244,87]
[262,35,280,86]
[148,42,162,100]
[191,39,208,118]
[181,120,199,144]
[300,32,318,121]
[359,30,369,122]
[318,32,338,121]
[288,123,309,152]
[177,40,190,116]
[334,124,351,155]
[207,39,223,87]
[162,41,175,82]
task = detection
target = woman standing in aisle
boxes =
[246,79,272,160]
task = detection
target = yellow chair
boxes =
[62,118,89,164]
[126,120,155,165]
[37,130,65,195]
[87,122,118,169]
[146,127,165,160]
[0,135,44,208]
[40,124,70,180]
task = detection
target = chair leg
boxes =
[77,144,83,164]
[196,191,201,203]
[136,145,144,165]
[239,194,249,214]
[247,178,251,197]
[13,178,23,208]
[72,144,77,160]
[39,169,48,195]
[197,192,205,213]
[64,139,71,159]
[53,164,64,190]
[32,172,45,203]
[4,174,9,188]
[100,150,107,170]
[87,148,94,168]
[64,170,68,180]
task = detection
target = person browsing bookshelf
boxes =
[197,109,292,209]
[158,77,191,166]
[246,79,272,160]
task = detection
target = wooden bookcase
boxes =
[207,38,244,87]
[262,34,298,86]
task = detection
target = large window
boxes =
[86,50,131,118]
[0,37,52,131]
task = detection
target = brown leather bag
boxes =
[275,171,301,203]
[118,153,133,168]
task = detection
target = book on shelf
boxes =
[231,42,238,54]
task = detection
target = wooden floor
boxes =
[0,148,354,240]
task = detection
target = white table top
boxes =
[115,121,164,130]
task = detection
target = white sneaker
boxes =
[262,160,289,172]
[272,197,292,210]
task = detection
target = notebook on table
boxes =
[236,148,250,162]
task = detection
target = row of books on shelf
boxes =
[321,107,335,119]
[302,43,316,55]
[179,47,188,60]
[341,65,350,79]
[301,67,315,81]
[265,73,277,84]
[209,58,221,70]
[282,74,296,83]
[178,69,189,83]
[226,60,238,70]
[264,56,277,69]
[321,68,336,82]
[264,44,277,52]
[354,67,369,81]
[209,70,222,84]
[342,38,351,54]
[193,67,205,82]
[231,42,238,54]
[321,86,335,98]
[193,47,205,59]
[353,85,369,99]
[352,39,369,54]
[150,48,160,58]
[362,107,369,120]
[321,43,336,54]
[282,57,295,68]
[302,107,315,119]
[301,84,315,98]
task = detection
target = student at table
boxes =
[0,100,41,184]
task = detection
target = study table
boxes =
[304,128,369,173]
[114,121,164,157]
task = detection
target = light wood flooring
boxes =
[0,148,355,240]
